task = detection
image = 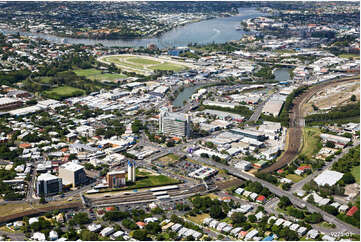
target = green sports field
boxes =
[149,63,186,72]
[43,86,85,100]
[73,68,127,81]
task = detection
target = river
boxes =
[0,8,264,48]
[172,84,206,107]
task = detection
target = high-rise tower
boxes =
[127,160,136,182]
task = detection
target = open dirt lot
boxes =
[303,81,360,116]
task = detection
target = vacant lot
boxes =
[304,81,360,115]
[299,127,322,160]
[158,153,180,165]
[127,174,180,189]
[73,68,127,81]
[186,213,210,225]
[43,86,85,100]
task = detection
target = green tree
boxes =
[231,212,246,225]
[342,173,355,184]
[326,141,335,148]
[132,230,149,241]
[80,230,98,241]
[186,235,195,241]
[248,214,257,223]
[278,196,291,209]
[40,195,46,204]
[210,205,225,219]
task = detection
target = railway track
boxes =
[89,185,206,206]
[260,77,359,173]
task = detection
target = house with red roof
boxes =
[220,196,231,202]
[136,222,145,229]
[105,206,116,212]
[346,206,358,216]
[238,231,248,239]
[256,195,266,204]
[295,165,311,176]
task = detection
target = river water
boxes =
[172,84,206,107]
[0,8,264,48]
[274,68,291,82]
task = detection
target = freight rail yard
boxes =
[261,77,359,174]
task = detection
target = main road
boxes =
[174,149,360,235]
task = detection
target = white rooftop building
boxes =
[314,170,343,186]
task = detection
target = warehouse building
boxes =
[203,100,236,109]
[314,170,343,186]
[262,100,284,117]
[320,133,351,147]
[159,111,191,137]
[36,173,62,196]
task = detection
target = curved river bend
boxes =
[0,8,264,48]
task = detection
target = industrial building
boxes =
[58,162,87,188]
[320,133,351,147]
[159,111,191,137]
[314,170,343,186]
[36,173,62,196]
[127,160,136,183]
[0,97,22,110]
[262,100,284,117]
[203,100,236,109]
[230,128,267,141]
[106,171,126,188]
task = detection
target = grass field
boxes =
[300,127,322,159]
[351,166,360,184]
[339,53,360,60]
[0,199,80,217]
[126,174,180,190]
[186,213,210,225]
[43,86,85,99]
[73,68,127,81]
[286,174,304,183]
[158,154,180,165]
[149,63,186,72]
[127,57,160,65]
[39,76,52,83]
